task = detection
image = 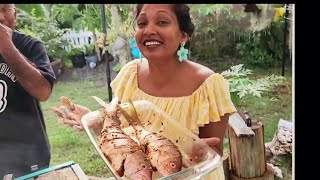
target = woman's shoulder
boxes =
[116,59,140,76]
[123,59,140,68]
[111,59,140,88]
[183,61,216,84]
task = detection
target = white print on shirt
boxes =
[0,63,17,82]
[0,80,8,113]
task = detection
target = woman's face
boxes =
[134,4,188,61]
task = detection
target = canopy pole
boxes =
[101,4,112,101]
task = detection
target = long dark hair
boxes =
[134,4,195,48]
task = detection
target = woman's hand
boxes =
[188,137,221,166]
[201,137,222,156]
[51,96,102,133]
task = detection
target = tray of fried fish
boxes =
[81,96,222,180]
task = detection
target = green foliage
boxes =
[236,39,274,68]
[68,45,86,56]
[235,17,289,68]
[52,4,104,31]
[52,4,81,28]
[222,64,287,106]
[15,4,49,18]
[189,4,247,61]
[64,59,73,69]
[73,4,102,32]
[16,8,70,62]
[112,63,122,73]
[84,44,96,56]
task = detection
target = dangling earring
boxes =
[177,42,188,62]
[140,51,143,63]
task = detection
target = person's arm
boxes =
[0,23,52,101]
[199,115,230,156]
[1,42,52,101]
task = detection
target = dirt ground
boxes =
[57,58,118,87]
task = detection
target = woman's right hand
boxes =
[50,96,93,131]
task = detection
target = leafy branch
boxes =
[222,64,287,100]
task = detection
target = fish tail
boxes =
[92,96,109,108]
[119,99,142,127]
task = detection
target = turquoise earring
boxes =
[177,42,188,62]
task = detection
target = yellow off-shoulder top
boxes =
[111,59,236,180]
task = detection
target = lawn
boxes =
[41,81,112,177]
[41,64,292,179]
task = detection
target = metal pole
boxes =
[101,4,113,101]
[281,4,289,76]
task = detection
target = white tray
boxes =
[82,100,222,180]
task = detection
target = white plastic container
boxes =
[82,100,222,180]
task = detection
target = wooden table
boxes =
[15,161,88,180]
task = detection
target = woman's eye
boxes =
[137,22,146,28]
[158,21,168,25]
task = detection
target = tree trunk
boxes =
[229,164,274,180]
[229,122,272,179]
[223,154,230,180]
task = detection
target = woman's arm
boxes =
[199,115,230,156]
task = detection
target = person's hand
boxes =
[51,96,95,132]
[0,23,13,53]
[201,137,221,156]
[188,137,221,166]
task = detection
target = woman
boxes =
[53,4,236,179]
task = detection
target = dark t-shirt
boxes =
[0,31,56,177]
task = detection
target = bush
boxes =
[221,64,287,106]
[16,10,71,63]
[235,21,289,68]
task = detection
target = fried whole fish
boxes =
[95,97,153,180]
[119,100,183,177]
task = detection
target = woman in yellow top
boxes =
[54,4,236,179]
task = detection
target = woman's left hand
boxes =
[201,137,222,156]
[188,137,221,166]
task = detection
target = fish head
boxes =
[157,156,183,176]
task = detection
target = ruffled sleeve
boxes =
[110,59,139,101]
[186,73,236,134]
[208,73,237,120]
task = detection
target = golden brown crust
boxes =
[60,96,75,110]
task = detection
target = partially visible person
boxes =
[0,4,56,177]
[52,4,236,180]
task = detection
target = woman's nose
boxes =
[143,24,157,36]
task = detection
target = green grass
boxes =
[41,66,292,179]
[239,92,292,142]
[41,81,112,177]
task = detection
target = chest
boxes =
[138,75,200,97]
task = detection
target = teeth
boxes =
[145,41,161,46]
